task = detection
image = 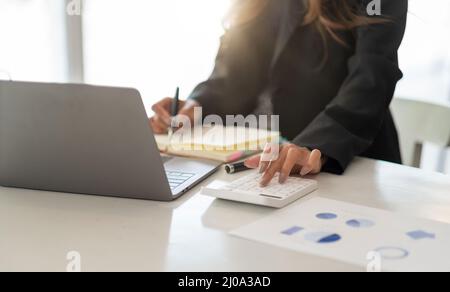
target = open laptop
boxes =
[0,81,221,201]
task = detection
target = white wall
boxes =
[395,0,450,173]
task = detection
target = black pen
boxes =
[225,161,251,174]
[168,87,180,140]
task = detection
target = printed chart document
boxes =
[230,197,450,272]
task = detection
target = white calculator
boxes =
[201,172,318,208]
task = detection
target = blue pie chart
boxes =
[305,232,342,244]
[346,219,375,228]
[316,213,338,220]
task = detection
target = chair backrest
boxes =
[391,97,450,167]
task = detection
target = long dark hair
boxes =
[227,0,386,46]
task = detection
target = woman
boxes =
[150,0,408,186]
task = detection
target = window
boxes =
[0,0,68,82]
[396,0,450,103]
[82,0,231,111]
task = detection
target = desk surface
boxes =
[1,158,450,272]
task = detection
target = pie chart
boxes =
[316,213,338,220]
[305,232,342,244]
[346,219,375,228]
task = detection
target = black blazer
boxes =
[188,0,408,174]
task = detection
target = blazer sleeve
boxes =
[292,0,408,174]
[188,12,274,117]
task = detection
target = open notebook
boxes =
[155,126,280,163]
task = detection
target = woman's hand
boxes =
[245,144,324,187]
[149,98,198,134]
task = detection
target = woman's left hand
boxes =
[244,144,324,187]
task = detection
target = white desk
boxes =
[1,158,450,272]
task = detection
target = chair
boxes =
[391,97,450,171]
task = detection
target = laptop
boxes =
[0,80,221,201]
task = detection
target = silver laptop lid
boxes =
[0,81,173,200]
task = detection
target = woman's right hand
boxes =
[149,98,198,134]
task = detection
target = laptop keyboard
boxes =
[166,171,195,190]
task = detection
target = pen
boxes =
[225,161,250,174]
[168,87,180,140]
